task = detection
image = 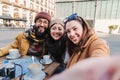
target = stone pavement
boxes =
[96,31,120,38]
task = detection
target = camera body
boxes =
[0,67,15,79]
[0,60,15,80]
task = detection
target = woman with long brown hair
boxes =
[64,13,110,68]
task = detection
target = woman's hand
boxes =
[48,56,120,80]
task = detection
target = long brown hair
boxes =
[65,14,95,56]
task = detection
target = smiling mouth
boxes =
[38,27,45,32]
[53,35,61,38]
[71,38,77,42]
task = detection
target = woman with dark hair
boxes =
[47,18,66,73]
[64,13,110,68]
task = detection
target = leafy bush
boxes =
[108,25,118,34]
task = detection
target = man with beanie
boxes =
[0,12,51,58]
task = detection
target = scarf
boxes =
[25,28,46,43]
[25,28,47,58]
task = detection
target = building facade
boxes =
[55,0,120,34]
[0,0,55,28]
[56,0,120,19]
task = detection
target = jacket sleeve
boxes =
[0,32,22,57]
[89,38,110,57]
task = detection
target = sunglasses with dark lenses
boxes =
[64,13,80,23]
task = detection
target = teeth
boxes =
[54,34,60,37]
[54,35,59,37]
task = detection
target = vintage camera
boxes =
[0,67,11,80]
[0,60,15,80]
[0,60,23,80]
[0,66,15,80]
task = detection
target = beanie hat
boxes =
[50,18,64,28]
[34,12,51,23]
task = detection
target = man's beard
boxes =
[33,25,48,39]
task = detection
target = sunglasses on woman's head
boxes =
[64,13,82,24]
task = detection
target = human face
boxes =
[50,23,64,40]
[66,20,83,44]
[35,18,49,33]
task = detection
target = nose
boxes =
[55,29,59,33]
[70,30,75,36]
[69,30,75,38]
[41,22,44,26]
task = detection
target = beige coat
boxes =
[0,32,30,57]
[66,34,110,68]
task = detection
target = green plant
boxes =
[108,25,118,34]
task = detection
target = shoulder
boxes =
[89,38,109,53]
[91,38,108,47]
[89,38,110,56]
[15,32,26,39]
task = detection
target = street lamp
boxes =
[73,0,76,13]
[72,0,76,13]
[93,0,98,29]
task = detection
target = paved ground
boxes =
[0,29,25,47]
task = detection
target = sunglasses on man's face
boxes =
[64,13,82,23]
